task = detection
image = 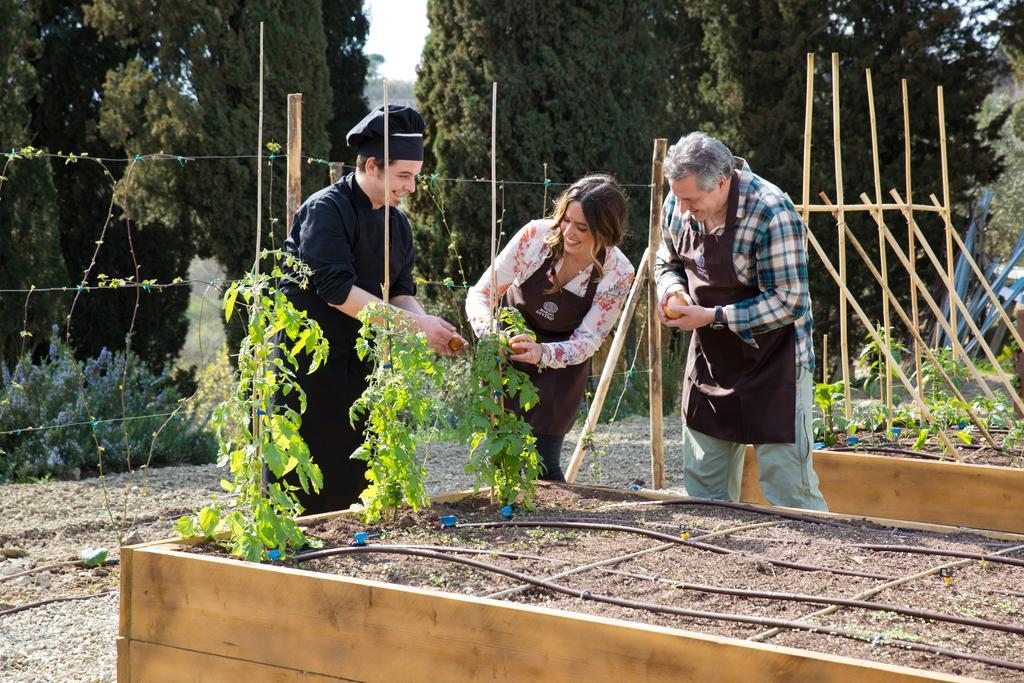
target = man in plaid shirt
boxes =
[655,132,827,512]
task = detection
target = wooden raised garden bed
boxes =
[118,485,1024,682]
[740,446,1024,534]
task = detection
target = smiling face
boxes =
[361,158,423,209]
[669,174,730,223]
[560,201,597,258]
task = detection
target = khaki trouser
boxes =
[680,365,828,512]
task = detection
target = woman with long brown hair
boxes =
[466,174,635,480]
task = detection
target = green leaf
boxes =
[175,515,199,539]
[224,286,239,322]
[198,506,221,537]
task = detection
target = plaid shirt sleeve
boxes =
[653,194,689,301]
[723,206,811,344]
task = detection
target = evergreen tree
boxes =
[84,0,337,284]
[668,0,1006,364]
[411,0,668,290]
[26,0,187,370]
[323,0,371,163]
[0,0,68,366]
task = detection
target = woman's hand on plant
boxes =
[508,334,542,365]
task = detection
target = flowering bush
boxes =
[0,328,216,482]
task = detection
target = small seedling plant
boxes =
[457,307,541,507]
[176,250,327,561]
[350,303,443,523]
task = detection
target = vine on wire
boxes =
[176,250,327,562]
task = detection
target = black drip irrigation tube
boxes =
[291,544,1024,675]
[455,520,895,580]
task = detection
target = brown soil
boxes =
[300,484,1024,682]
[828,431,1024,469]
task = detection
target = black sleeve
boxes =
[390,216,417,299]
[298,196,359,306]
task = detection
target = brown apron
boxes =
[678,171,796,444]
[502,251,604,436]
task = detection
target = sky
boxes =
[364,0,429,81]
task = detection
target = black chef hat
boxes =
[346,105,425,162]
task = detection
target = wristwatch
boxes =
[709,305,726,330]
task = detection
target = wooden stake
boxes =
[865,69,892,425]
[252,22,265,463]
[286,94,302,234]
[902,80,924,400]
[382,81,390,304]
[565,249,650,483]
[542,162,549,216]
[329,162,343,185]
[826,199,993,449]
[803,227,959,458]
[890,189,1024,413]
[801,53,814,229]
[831,54,852,419]
[647,138,668,489]
[822,335,828,384]
[937,86,957,353]
[928,192,1024,352]
[791,203,944,214]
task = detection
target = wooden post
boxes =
[804,226,959,458]
[382,81,390,304]
[937,86,957,353]
[901,80,924,400]
[286,94,302,235]
[928,193,1024,353]
[565,249,650,483]
[647,138,668,489]
[252,23,265,464]
[865,69,892,424]
[831,54,852,419]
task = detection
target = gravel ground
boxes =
[0,415,680,682]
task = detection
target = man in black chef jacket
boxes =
[276,104,465,514]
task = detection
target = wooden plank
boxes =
[741,448,1024,533]
[123,546,970,682]
[120,639,355,682]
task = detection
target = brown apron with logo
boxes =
[678,172,796,444]
[501,252,604,436]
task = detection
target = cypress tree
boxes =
[411,0,668,290]
[0,0,68,366]
[668,0,1006,363]
[323,0,371,163]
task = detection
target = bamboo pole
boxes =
[801,53,814,230]
[490,82,498,317]
[821,199,992,449]
[253,22,265,465]
[647,138,668,489]
[803,226,959,458]
[902,80,924,400]
[855,193,996,405]
[937,86,957,354]
[382,81,390,304]
[790,203,945,214]
[928,193,1024,352]
[822,335,828,384]
[565,249,650,483]
[865,69,892,425]
[890,189,1024,412]
[831,54,852,419]
[286,94,302,234]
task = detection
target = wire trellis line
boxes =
[0,411,183,439]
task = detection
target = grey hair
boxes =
[663,132,735,191]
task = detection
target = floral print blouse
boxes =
[466,220,635,369]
